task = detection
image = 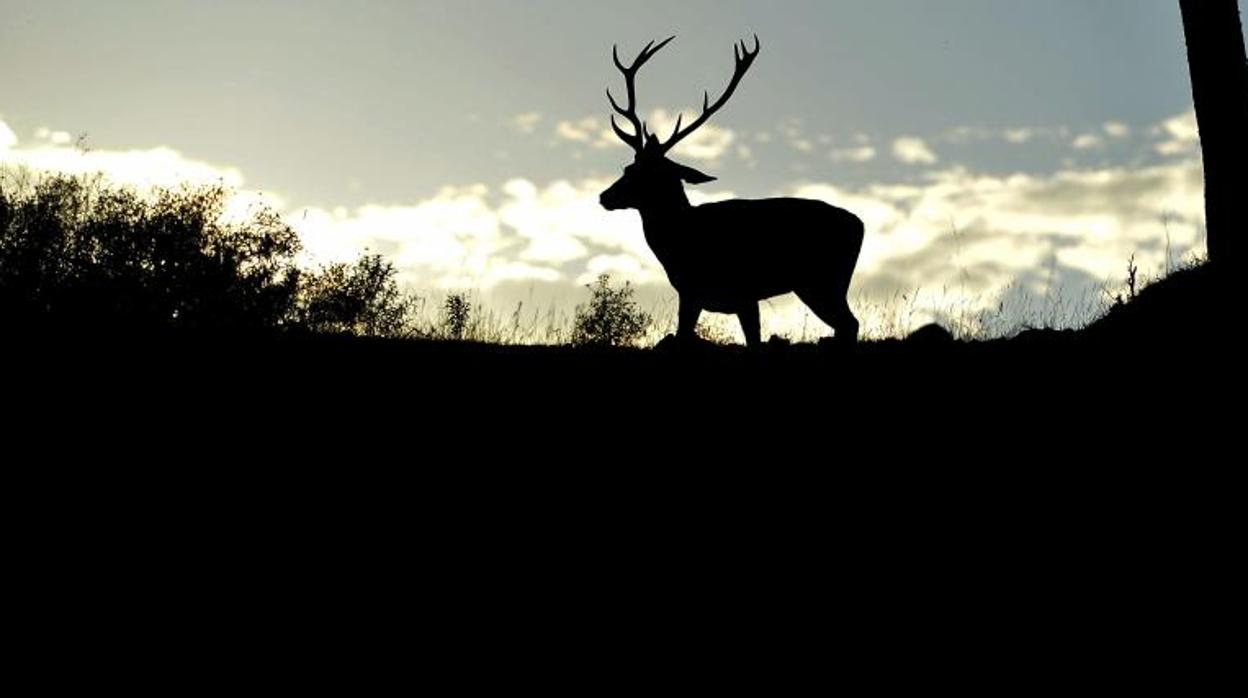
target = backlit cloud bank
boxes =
[1,111,1204,341]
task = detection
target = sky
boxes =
[1,0,1240,340]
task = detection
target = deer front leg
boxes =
[737,303,761,348]
[677,296,702,341]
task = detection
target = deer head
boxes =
[599,36,760,212]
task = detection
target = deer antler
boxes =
[607,36,675,153]
[656,35,760,154]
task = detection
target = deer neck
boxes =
[637,190,693,246]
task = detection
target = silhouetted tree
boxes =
[1179,0,1248,268]
[0,175,300,332]
[0,172,414,337]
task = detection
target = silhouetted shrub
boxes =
[571,274,651,347]
[441,292,473,340]
[298,255,415,337]
[0,172,413,337]
[0,174,297,332]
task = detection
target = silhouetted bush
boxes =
[440,292,474,340]
[0,172,412,337]
[297,255,415,337]
[571,274,651,347]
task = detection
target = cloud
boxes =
[556,109,736,162]
[292,185,500,278]
[35,127,74,145]
[944,125,1074,146]
[1004,128,1035,144]
[1072,133,1105,150]
[511,112,542,134]
[554,117,604,144]
[830,146,877,163]
[943,126,995,145]
[1103,121,1131,139]
[1,111,1207,340]
[644,109,735,161]
[291,177,667,292]
[1,118,246,191]
[787,150,1204,333]
[0,120,16,150]
[1156,110,1198,156]
[892,137,938,165]
[579,253,649,286]
[193,149,1218,338]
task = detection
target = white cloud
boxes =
[788,150,1204,334]
[511,112,542,134]
[943,125,1076,146]
[554,117,603,144]
[34,127,74,145]
[0,120,17,150]
[578,253,648,286]
[294,184,507,288]
[498,179,597,264]
[1156,110,1198,156]
[830,146,876,163]
[892,137,938,165]
[1104,121,1131,139]
[645,109,735,161]
[1,119,245,191]
[291,177,665,292]
[943,126,994,145]
[1072,133,1105,150]
[559,108,737,161]
[1004,128,1035,144]
[0,111,1208,341]
[247,144,1213,338]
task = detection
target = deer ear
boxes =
[676,164,717,185]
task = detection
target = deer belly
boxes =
[665,262,792,309]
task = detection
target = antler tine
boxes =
[659,35,760,155]
[607,37,676,152]
[666,113,684,143]
[612,44,626,72]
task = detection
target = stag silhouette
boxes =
[599,36,864,347]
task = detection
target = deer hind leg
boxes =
[796,290,859,345]
[737,303,761,348]
[677,296,702,340]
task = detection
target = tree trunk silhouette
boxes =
[1179,0,1248,267]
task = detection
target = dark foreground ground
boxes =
[6,266,1236,688]
[6,262,1237,508]
[8,262,1236,431]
